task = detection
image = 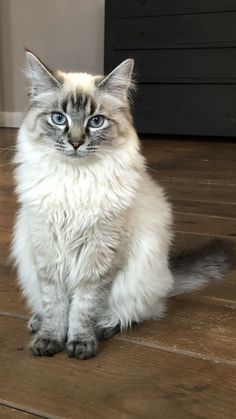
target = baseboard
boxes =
[0,112,24,128]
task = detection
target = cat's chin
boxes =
[63,150,94,161]
[66,153,80,159]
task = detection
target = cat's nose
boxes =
[68,139,85,150]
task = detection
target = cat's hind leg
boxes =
[95,323,120,341]
[98,257,173,332]
[28,314,42,333]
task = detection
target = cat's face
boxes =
[24,52,135,161]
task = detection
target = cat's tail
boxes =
[169,239,235,297]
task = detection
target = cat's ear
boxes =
[98,59,134,99]
[25,50,60,98]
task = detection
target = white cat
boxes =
[12,51,234,359]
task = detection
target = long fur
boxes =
[169,239,235,296]
[11,52,235,359]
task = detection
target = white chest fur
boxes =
[15,150,142,287]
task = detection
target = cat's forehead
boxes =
[60,90,97,116]
[57,71,96,94]
[55,71,100,115]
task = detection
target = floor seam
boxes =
[114,335,236,367]
[0,399,62,419]
[0,311,28,320]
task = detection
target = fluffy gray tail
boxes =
[169,239,235,297]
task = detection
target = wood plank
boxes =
[172,200,236,219]
[148,163,236,183]
[0,128,17,143]
[0,405,40,418]
[106,49,236,84]
[1,316,236,419]
[0,264,27,317]
[174,231,236,251]
[0,169,15,192]
[157,170,236,183]
[144,144,236,158]
[142,140,236,179]
[160,180,236,206]
[111,0,236,18]
[148,146,236,169]
[124,296,236,361]
[141,138,236,157]
[173,212,236,238]
[113,13,236,49]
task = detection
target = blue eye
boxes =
[88,115,105,129]
[51,112,67,125]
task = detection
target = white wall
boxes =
[0,0,105,126]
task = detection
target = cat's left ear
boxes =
[98,59,134,100]
[25,50,60,98]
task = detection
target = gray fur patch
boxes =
[169,239,235,296]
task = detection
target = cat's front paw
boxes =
[31,335,64,356]
[66,336,98,360]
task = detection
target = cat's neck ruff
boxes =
[14,125,145,217]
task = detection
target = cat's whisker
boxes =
[147,165,159,176]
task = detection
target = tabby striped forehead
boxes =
[61,92,97,116]
[54,70,100,117]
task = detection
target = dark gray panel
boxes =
[105,0,236,136]
[114,13,236,49]
[112,0,236,18]
[134,85,236,135]
[106,49,236,84]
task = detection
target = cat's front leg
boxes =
[66,286,101,360]
[31,280,69,356]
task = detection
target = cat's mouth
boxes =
[55,143,97,159]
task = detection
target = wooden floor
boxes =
[0,128,236,419]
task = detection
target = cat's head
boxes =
[23,51,136,162]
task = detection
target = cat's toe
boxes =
[66,336,98,360]
[31,336,64,356]
[95,324,120,341]
[28,314,42,333]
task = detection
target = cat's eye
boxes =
[88,115,105,129]
[51,112,67,126]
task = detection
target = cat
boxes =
[11,51,235,360]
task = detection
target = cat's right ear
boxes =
[97,59,134,100]
[25,50,60,98]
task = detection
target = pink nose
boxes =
[68,139,85,150]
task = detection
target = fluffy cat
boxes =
[12,51,234,359]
